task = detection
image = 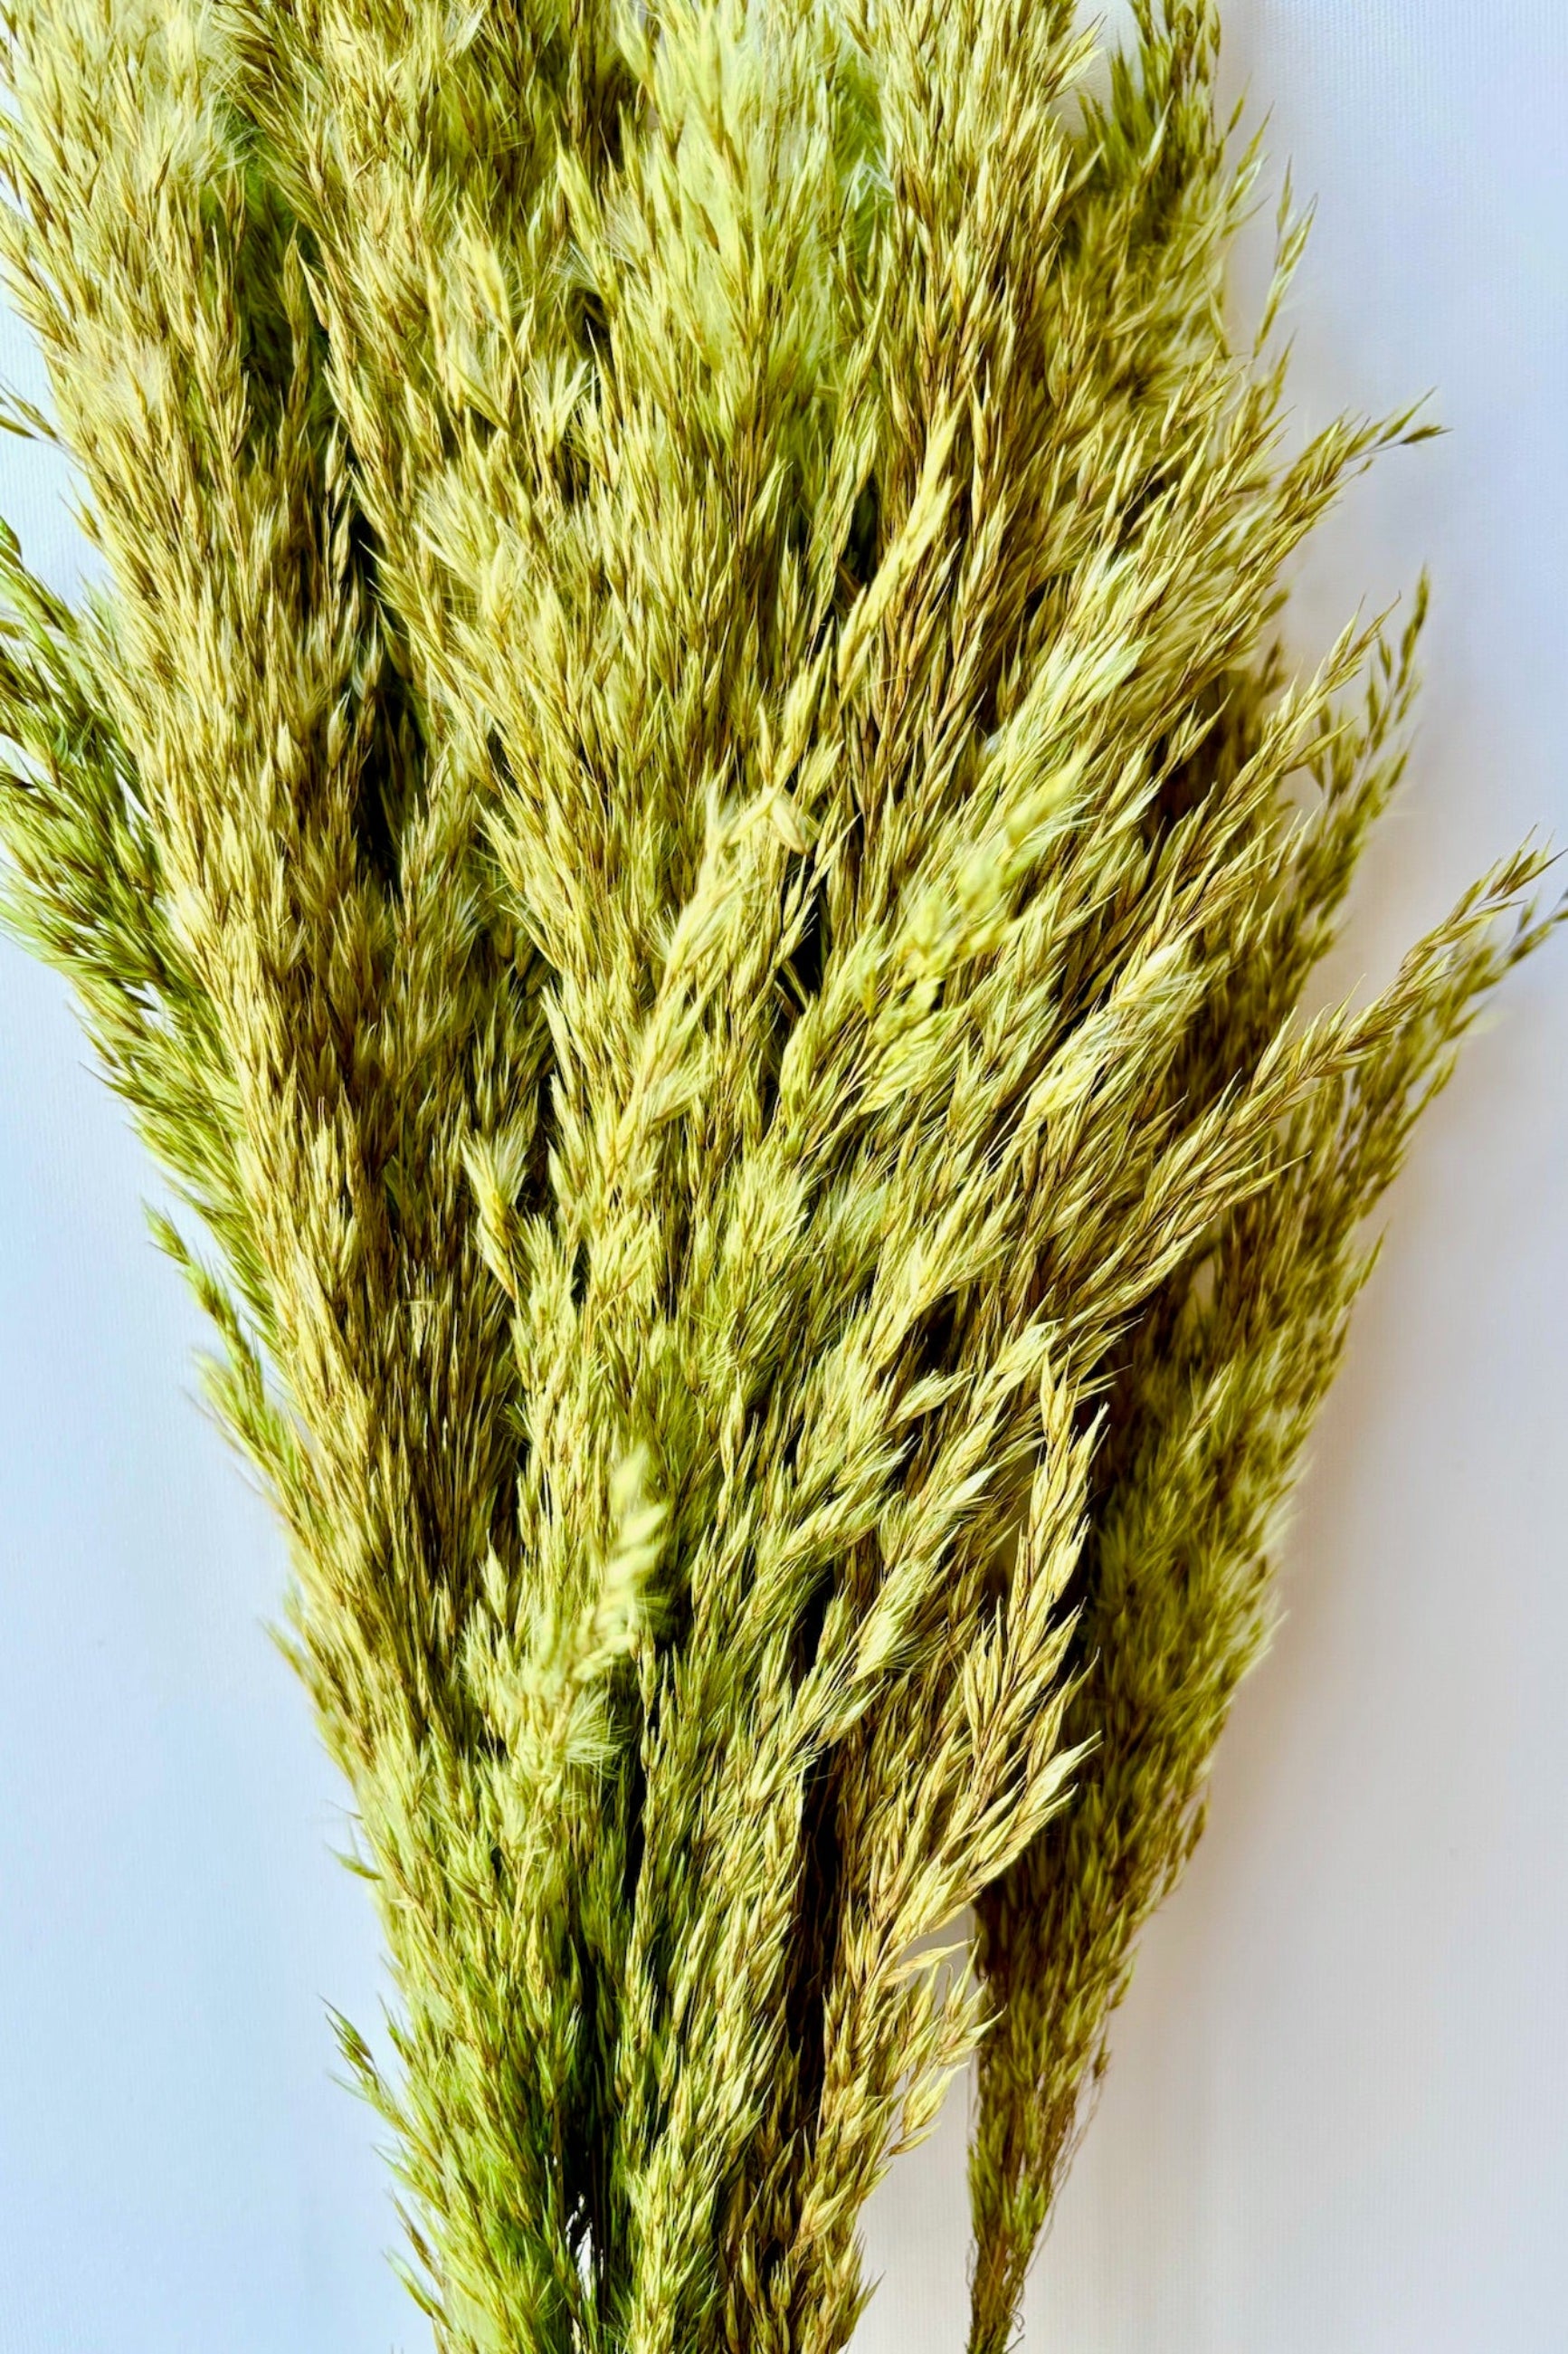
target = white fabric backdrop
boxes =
[1,5,1563,2346]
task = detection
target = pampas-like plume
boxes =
[0,0,1554,2346]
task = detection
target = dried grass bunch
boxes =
[0,0,1554,2346]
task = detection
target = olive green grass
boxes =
[0,1,1555,2348]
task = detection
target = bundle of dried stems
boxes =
[0,0,1554,2346]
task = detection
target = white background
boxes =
[2,4,1564,2346]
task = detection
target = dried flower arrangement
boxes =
[0,0,1554,2346]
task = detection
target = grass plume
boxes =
[0,1,1555,2347]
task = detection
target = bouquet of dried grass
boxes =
[0,0,1554,2345]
